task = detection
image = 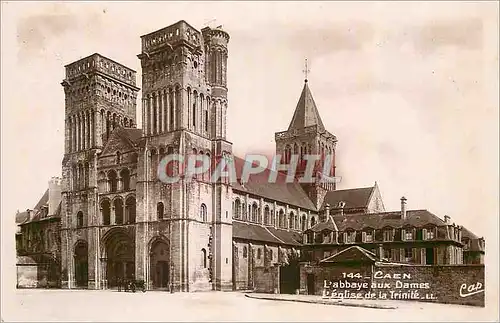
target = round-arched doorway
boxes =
[74,241,88,288]
[102,229,135,288]
[150,239,170,289]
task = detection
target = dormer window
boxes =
[383,228,394,242]
[364,230,373,242]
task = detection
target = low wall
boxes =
[303,263,485,307]
[254,266,279,293]
[371,264,484,307]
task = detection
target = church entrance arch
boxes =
[74,240,88,288]
[102,228,135,288]
[149,238,170,289]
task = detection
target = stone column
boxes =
[156,91,161,134]
[83,112,88,150]
[142,98,147,135]
[149,95,154,135]
[161,90,166,133]
[165,91,170,132]
[172,89,177,130]
[111,205,116,225]
[90,110,95,147]
[259,198,264,225]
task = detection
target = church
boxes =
[15,20,484,291]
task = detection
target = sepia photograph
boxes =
[1,1,499,322]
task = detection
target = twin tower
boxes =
[60,21,234,291]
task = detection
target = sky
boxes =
[1,2,498,249]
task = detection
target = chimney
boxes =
[338,201,346,216]
[26,209,33,221]
[48,177,62,216]
[444,215,450,224]
[400,196,407,219]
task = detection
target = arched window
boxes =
[116,151,121,164]
[101,200,111,225]
[192,91,197,128]
[301,215,307,231]
[310,216,316,227]
[295,214,299,230]
[108,170,118,192]
[243,246,248,258]
[289,212,295,229]
[120,168,130,191]
[157,202,164,220]
[264,206,270,225]
[126,196,136,224]
[233,199,241,219]
[114,199,123,224]
[77,211,84,228]
[201,248,207,268]
[279,209,285,229]
[257,248,262,259]
[251,203,258,222]
[84,162,90,188]
[200,203,207,222]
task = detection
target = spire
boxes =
[287,80,325,131]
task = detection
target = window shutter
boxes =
[422,228,427,240]
[402,229,406,241]
[362,231,366,242]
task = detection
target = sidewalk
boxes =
[245,293,398,309]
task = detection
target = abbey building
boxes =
[15,20,484,291]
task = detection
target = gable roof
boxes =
[33,189,49,211]
[288,81,325,131]
[322,186,374,210]
[320,245,378,263]
[231,156,316,210]
[101,126,142,156]
[121,128,143,145]
[305,216,338,233]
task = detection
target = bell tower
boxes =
[275,62,337,209]
[60,54,139,289]
[136,21,233,291]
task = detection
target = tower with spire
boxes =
[275,60,337,209]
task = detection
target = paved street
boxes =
[2,289,492,322]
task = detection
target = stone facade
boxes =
[15,19,484,293]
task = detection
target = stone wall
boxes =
[254,266,279,293]
[371,264,484,307]
[302,262,485,307]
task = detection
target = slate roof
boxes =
[15,211,29,224]
[288,81,325,132]
[233,221,302,246]
[231,156,316,210]
[321,186,374,210]
[121,127,143,145]
[307,209,447,233]
[461,226,484,252]
[33,189,49,211]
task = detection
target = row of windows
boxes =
[98,168,133,192]
[307,227,442,244]
[99,197,136,226]
[232,199,317,230]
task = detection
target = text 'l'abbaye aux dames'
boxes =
[15,20,485,307]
